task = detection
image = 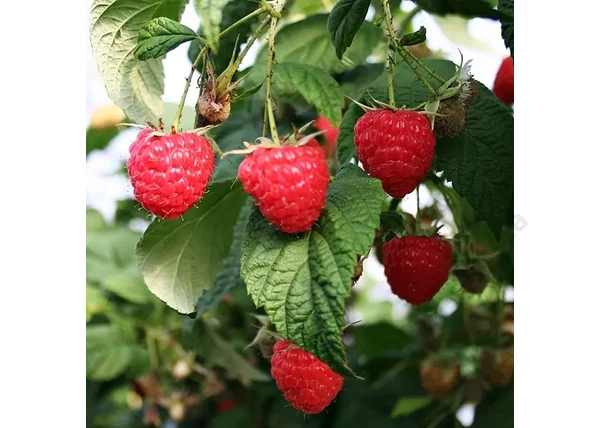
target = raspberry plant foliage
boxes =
[89,0,514,422]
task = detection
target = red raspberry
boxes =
[313,115,339,157]
[270,340,344,414]
[126,129,215,219]
[238,141,329,234]
[354,109,435,198]
[383,235,453,305]
[492,56,514,106]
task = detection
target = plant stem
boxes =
[173,48,206,132]
[381,0,396,107]
[219,7,265,38]
[396,46,437,97]
[216,13,271,93]
[404,48,447,84]
[388,198,401,212]
[264,17,280,143]
[173,7,267,131]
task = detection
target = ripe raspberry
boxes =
[127,129,215,219]
[454,267,488,294]
[383,235,453,305]
[481,347,514,388]
[312,115,339,157]
[492,56,514,106]
[434,97,466,137]
[420,359,461,399]
[238,141,329,234]
[270,340,344,414]
[354,109,435,198]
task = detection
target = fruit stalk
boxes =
[264,16,280,142]
[172,6,268,131]
[381,0,397,107]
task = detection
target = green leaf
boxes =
[104,266,152,304]
[241,164,385,376]
[188,0,257,75]
[414,0,513,20]
[435,81,513,238]
[90,0,187,125]
[471,383,513,427]
[274,62,344,126]
[87,209,106,232]
[337,59,456,165]
[399,26,427,46]
[136,180,247,313]
[87,226,141,284]
[353,323,415,358]
[498,0,514,58]
[196,203,250,315]
[391,396,432,417]
[135,17,200,61]
[184,319,270,385]
[252,14,382,81]
[194,0,229,52]
[86,284,108,322]
[327,0,371,60]
[380,211,405,240]
[86,126,120,156]
[211,102,263,181]
[336,63,384,99]
[86,324,148,381]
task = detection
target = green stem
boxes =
[479,261,505,346]
[217,13,271,93]
[381,0,396,107]
[389,198,401,212]
[173,48,206,132]
[220,7,265,38]
[396,46,436,97]
[265,17,280,143]
[396,5,422,37]
[404,48,447,84]
[173,7,267,130]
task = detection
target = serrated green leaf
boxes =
[337,59,456,165]
[274,62,344,126]
[252,14,382,82]
[498,0,514,58]
[86,324,148,380]
[90,0,187,125]
[391,396,432,417]
[196,203,250,315]
[136,181,247,313]
[241,164,385,376]
[104,266,152,304]
[436,81,513,238]
[194,0,229,52]
[380,211,405,239]
[135,17,200,61]
[327,0,370,60]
